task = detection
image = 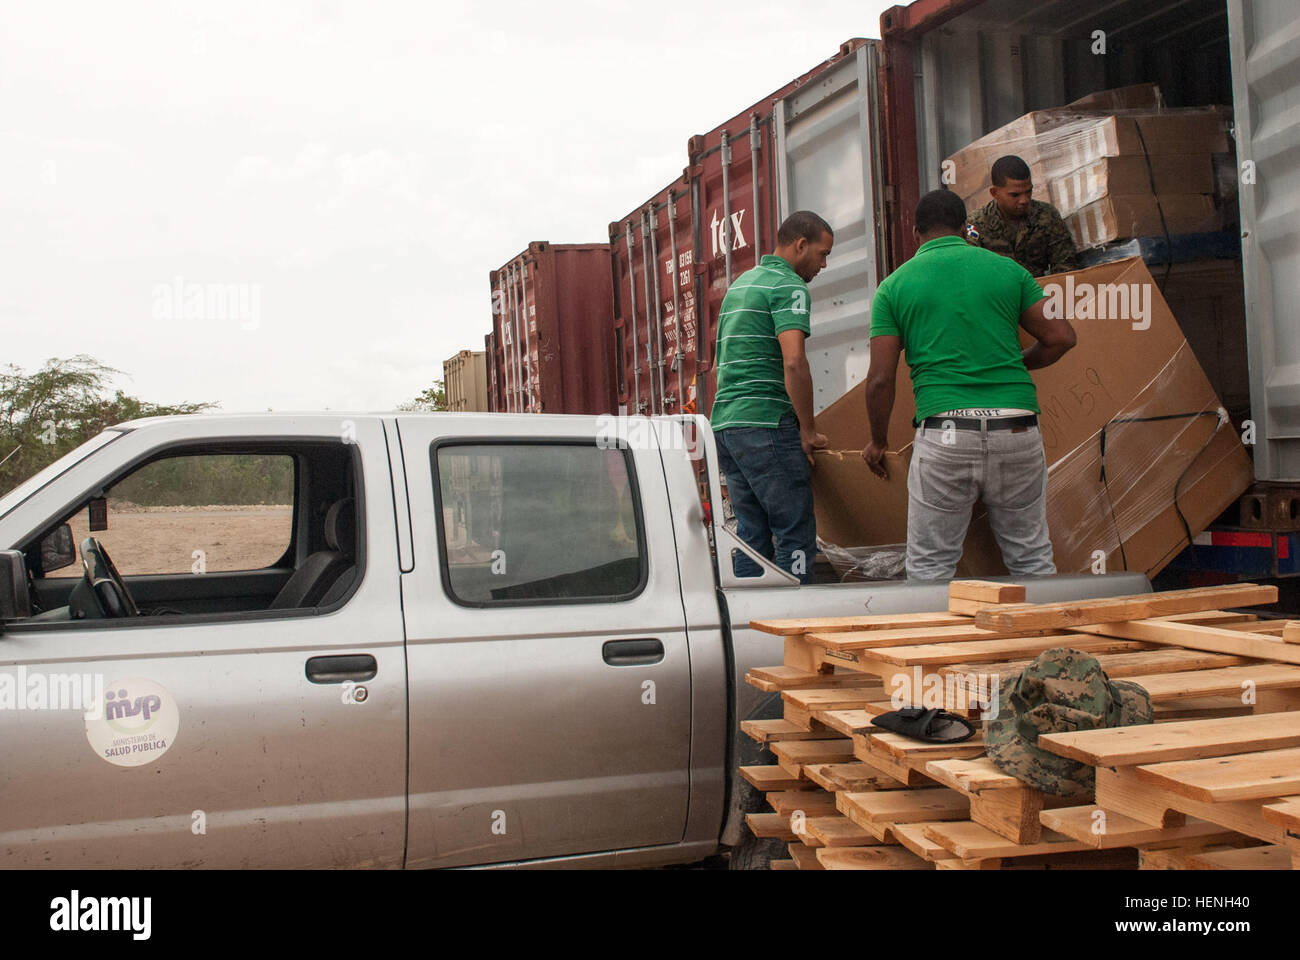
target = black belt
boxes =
[920,414,1038,431]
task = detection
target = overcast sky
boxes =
[2,0,895,412]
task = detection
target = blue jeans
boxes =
[715,414,816,584]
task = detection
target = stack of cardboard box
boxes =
[810,257,1254,580]
[947,84,1233,248]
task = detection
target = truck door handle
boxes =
[602,639,664,666]
[305,654,378,683]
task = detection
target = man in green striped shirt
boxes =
[710,211,833,583]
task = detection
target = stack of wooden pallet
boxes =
[742,582,1300,870]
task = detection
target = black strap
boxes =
[1097,410,1223,571]
[1132,118,1174,293]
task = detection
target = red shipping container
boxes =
[487,241,617,416]
[608,39,870,418]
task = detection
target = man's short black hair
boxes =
[777,210,833,246]
[991,155,1032,186]
[914,188,968,235]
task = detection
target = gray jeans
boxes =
[906,421,1056,581]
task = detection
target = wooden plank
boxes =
[852,741,940,787]
[746,666,878,692]
[933,857,1004,870]
[781,703,812,731]
[745,813,797,840]
[1135,747,1300,803]
[1187,845,1294,870]
[1040,806,1244,850]
[1039,712,1300,767]
[974,584,1279,632]
[771,738,854,777]
[924,758,1024,794]
[924,820,1089,859]
[739,765,818,792]
[765,790,840,816]
[1260,796,1300,832]
[866,730,986,760]
[967,787,1070,845]
[1094,766,1287,844]
[1119,664,1300,701]
[1285,621,1300,644]
[836,788,969,824]
[768,859,798,870]
[1221,621,1288,635]
[809,623,1065,652]
[939,648,1247,689]
[783,686,885,712]
[890,822,965,862]
[1154,697,1255,721]
[949,580,1026,603]
[947,598,994,617]
[787,843,824,870]
[814,708,888,736]
[1075,619,1300,666]
[815,846,931,870]
[741,718,843,743]
[751,611,972,636]
[806,815,884,847]
[803,762,918,793]
[861,635,1146,667]
[1140,844,1243,870]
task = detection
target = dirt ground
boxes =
[52,505,293,577]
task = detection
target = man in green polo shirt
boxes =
[710,210,833,583]
[861,188,1077,580]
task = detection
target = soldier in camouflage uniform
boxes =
[985,647,1153,797]
[965,154,1078,277]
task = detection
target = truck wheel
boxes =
[727,834,788,870]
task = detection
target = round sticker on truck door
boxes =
[84,678,180,767]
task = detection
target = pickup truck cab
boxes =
[0,412,1148,868]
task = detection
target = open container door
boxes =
[1228,0,1300,482]
[773,41,887,414]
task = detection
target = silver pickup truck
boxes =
[0,412,1147,868]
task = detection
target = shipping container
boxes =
[487,242,617,416]
[608,38,883,417]
[876,0,1299,481]
[443,349,489,412]
[484,332,503,412]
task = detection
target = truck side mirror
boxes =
[40,523,77,573]
[0,550,31,621]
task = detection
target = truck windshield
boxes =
[0,431,123,520]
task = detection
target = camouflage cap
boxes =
[984,647,1152,797]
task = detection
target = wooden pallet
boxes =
[741,581,1296,870]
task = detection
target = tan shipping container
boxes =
[443,350,489,412]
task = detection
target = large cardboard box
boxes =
[950,110,1229,210]
[1065,193,1221,249]
[1048,155,1215,217]
[811,257,1253,579]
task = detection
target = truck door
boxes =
[397,416,692,867]
[0,418,407,868]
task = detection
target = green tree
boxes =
[399,380,448,411]
[0,355,214,495]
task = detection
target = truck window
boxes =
[433,443,645,605]
[48,453,294,577]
